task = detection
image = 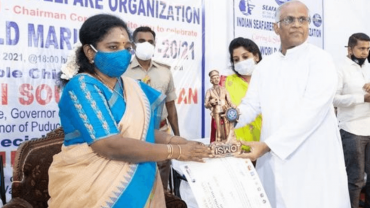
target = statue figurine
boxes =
[205,70,241,156]
[205,70,236,142]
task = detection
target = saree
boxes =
[48,74,166,208]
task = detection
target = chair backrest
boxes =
[12,127,64,208]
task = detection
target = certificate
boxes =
[179,157,271,208]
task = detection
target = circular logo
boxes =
[312,13,322,27]
[275,0,291,5]
[226,108,239,122]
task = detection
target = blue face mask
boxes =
[90,45,132,78]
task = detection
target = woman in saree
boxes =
[48,14,211,208]
[215,37,263,151]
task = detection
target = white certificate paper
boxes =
[179,157,271,208]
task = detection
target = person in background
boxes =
[234,1,350,207]
[48,14,211,208]
[124,26,180,192]
[223,37,263,151]
[333,32,370,208]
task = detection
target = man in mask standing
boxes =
[334,33,370,208]
[234,1,350,207]
[124,26,180,192]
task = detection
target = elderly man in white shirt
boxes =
[234,1,350,207]
[334,33,370,208]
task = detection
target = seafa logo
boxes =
[275,0,291,5]
[312,13,322,27]
[239,0,255,16]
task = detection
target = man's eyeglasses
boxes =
[277,16,311,26]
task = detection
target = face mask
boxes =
[135,42,155,61]
[234,58,256,75]
[351,54,366,66]
[91,45,132,78]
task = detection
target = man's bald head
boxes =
[273,0,310,54]
[275,1,310,23]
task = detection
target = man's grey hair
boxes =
[275,0,310,22]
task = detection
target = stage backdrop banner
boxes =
[233,0,324,56]
[0,0,203,202]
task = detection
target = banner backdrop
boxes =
[234,0,324,55]
[0,0,204,201]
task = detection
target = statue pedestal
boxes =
[209,142,241,157]
[209,108,241,157]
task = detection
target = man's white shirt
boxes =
[333,58,370,136]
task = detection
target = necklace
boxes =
[95,73,115,89]
[95,74,125,100]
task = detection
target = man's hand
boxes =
[235,141,270,161]
[365,93,370,103]
[363,83,370,93]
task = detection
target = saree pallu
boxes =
[48,77,166,208]
[224,74,262,150]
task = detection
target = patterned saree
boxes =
[48,74,166,208]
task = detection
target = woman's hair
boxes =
[58,14,130,87]
[228,37,262,75]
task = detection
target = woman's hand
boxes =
[175,142,213,162]
[186,140,208,147]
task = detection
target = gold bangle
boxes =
[166,145,171,159]
[170,145,174,159]
[177,145,182,160]
[167,145,173,159]
[168,135,176,144]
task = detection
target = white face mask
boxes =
[234,58,256,75]
[135,42,155,61]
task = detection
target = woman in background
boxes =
[221,37,262,151]
[48,14,211,208]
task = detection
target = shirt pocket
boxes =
[149,83,167,94]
